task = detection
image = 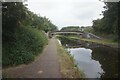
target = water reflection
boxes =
[58,38,118,78]
[69,48,104,78]
[91,47,118,78]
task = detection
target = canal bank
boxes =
[61,35,119,48]
[56,39,85,78]
[80,38,119,49]
[57,35,118,78]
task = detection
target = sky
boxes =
[26,0,105,30]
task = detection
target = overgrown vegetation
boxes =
[92,2,119,42]
[2,2,57,67]
[3,27,48,67]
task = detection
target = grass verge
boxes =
[56,39,85,78]
[80,38,118,48]
[66,36,118,48]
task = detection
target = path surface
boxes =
[3,38,61,78]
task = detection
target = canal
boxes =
[58,38,118,78]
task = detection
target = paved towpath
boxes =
[3,38,61,78]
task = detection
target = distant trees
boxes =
[82,26,93,33]
[60,26,80,31]
[92,2,119,41]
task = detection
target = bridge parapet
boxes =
[50,31,101,39]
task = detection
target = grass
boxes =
[56,39,85,78]
[65,35,118,48]
[80,38,118,48]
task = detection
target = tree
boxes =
[61,26,80,31]
[92,2,119,41]
[2,2,28,29]
[2,2,28,43]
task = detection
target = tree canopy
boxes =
[92,2,119,41]
[2,2,58,67]
[60,26,80,32]
[2,2,58,32]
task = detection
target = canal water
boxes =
[58,39,118,78]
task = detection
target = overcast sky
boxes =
[26,0,105,29]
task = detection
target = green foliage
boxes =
[3,27,48,67]
[57,36,78,46]
[61,26,80,31]
[2,2,58,67]
[24,12,58,32]
[83,27,94,33]
[92,2,119,41]
[2,2,58,33]
[2,2,28,29]
[42,17,58,32]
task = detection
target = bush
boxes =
[2,26,48,67]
